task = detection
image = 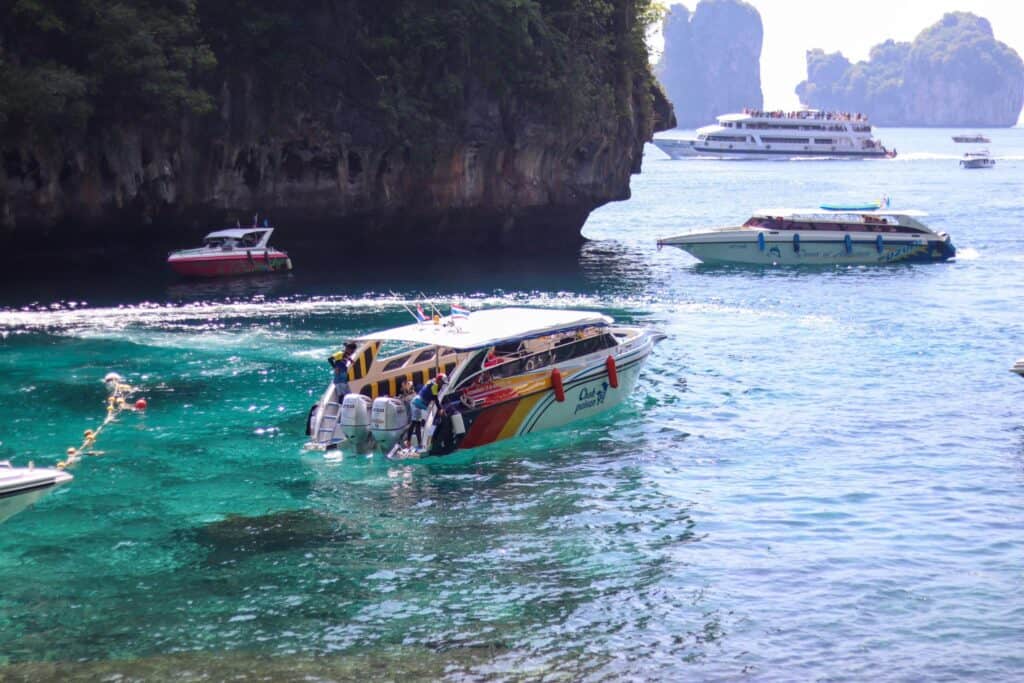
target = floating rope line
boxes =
[58,373,147,470]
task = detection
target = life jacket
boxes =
[417,380,441,405]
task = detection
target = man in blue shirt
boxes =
[409,373,447,450]
[328,342,358,399]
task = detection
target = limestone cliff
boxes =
[796,13,1024,127]
[656,0,763,128]
[0,1,674,252]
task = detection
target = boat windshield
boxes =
[452,331,618,389]
[202,231,267,249]
[203,237,236,248]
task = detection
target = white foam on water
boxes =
[890,152,960,161]
[0,292,834,355]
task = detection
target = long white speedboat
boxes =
[0,461,72,524]
[1011,359,1024,377]
[307,308,664,457]
[653,109,894,160]
[657,207,956,266]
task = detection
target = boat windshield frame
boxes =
[202,228,274,250]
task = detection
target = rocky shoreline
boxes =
[0,2,673,254]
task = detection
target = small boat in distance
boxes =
[167,221,292,277]
[1011,359,1024,377]
[1,461,72,525]
[953,133,990,143]
[652,108,895,160]
[960,150,996,169]
[657,207,956,266]
[307,307,664,457]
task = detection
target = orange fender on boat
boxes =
[551,368,565,403]
[606,356,619,389]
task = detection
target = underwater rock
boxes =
[193,509,358,563]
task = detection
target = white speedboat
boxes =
[653,109,895,160]
[1011,359,1024,377]
[658,207,956,266]
[0,461,72,524]
[960,150,995,169]
[953,133,990,143]
[307,308,664,457]
[167,224,292,277]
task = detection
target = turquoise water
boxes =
[2,128,1024,679]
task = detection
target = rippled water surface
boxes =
[2,128,1024,680]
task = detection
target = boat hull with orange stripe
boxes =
[305,308,664,456]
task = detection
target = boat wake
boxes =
[0,294,836,344]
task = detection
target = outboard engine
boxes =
[339,393,373,444]
[370,397,411,452]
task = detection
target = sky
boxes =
[659,1,1024,115]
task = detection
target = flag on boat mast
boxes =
[415,304,428,322]
[451,304,470,320]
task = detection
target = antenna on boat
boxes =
[419,292,443,318]
[390,291,427,324]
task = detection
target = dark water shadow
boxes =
[0,240,659,309]
[186,508,360,565]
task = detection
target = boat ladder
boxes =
[317,401,343,444]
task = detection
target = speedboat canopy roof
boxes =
[754,208,927,219]
[204,228,274,240]
[354,307,614,351]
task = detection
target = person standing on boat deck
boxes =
[398,378,417,447]
[409,373,447,449]
[328,342,358,400]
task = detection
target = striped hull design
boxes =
[662,233,955,265]
[442,339,655,454]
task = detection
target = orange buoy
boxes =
[134,398,148,410]
[605,355,619,388]
[551,368,565,403]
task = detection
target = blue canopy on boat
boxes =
[819,202,882,211]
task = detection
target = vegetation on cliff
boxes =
[0,0,671,247]
[0,0,216,135]
[1,0,663,141]
[796,12,1024,126]
[655,0,762,128]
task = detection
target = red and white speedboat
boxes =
[167,225,292,277]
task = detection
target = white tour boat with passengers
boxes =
[306,307,664,457]
[1,461,72,525]
[653,108,895,160]
[657,207,956,266]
